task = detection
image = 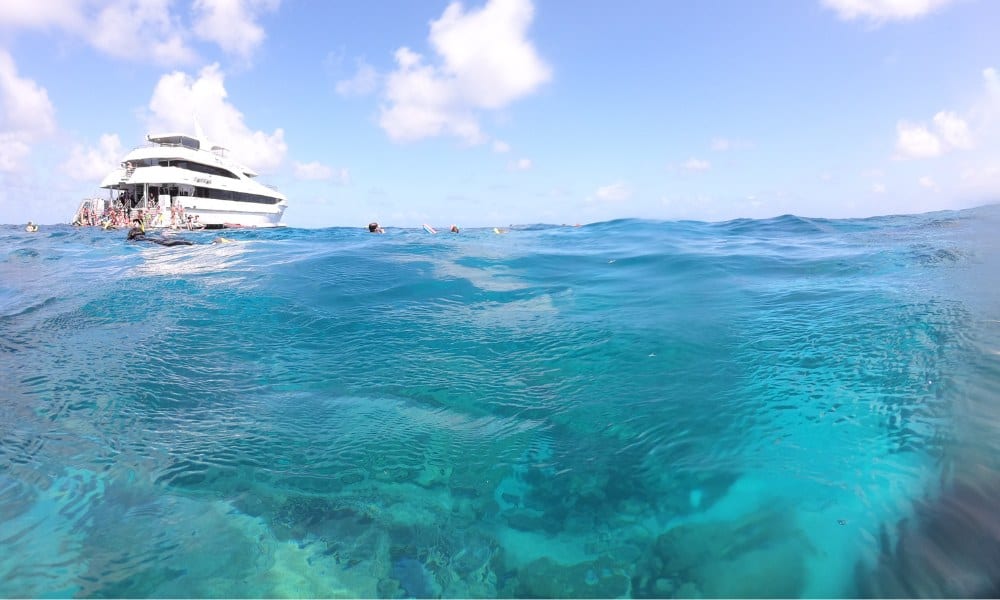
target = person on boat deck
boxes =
[368,222,384,234]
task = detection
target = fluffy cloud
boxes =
[970,67,1000,133]
[146,63,287,171]
[895,120,944,158]
[0,50,56,172]
[429,0,550,109]
[294,161,332,180]
[0,0,276,65]
[0,0,86,29]
[508,157,532,171]
[336,59,379,97]
[492,140,511,153]
[895,109,976,160]
[380,47,480,142]
[379,0,551,143]
[918,175,937,189]
[823,0,958,22]
[60,133,123,181]
[985,67,1000,101]
[294,161,349,183]
[87,0,196,66]
[710,137,751,151]
[682,158,711,171]
[594,182,632,203]
[932,111,972,149]
[192,0,279,62]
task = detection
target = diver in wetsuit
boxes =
[126,219,193,246]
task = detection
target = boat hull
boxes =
[150,196,287,228]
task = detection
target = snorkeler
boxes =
[126,219,193,246]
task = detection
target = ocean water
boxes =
[1,206,999,598]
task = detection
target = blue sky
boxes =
[1,0,998,227]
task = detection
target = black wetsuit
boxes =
[127,227,193,246]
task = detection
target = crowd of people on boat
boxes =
[72,201,204,231]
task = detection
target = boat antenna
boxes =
[194,116,209,146]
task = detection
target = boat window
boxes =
[177,160,240,179]
[156,136,200,150]
[193,187,281,204]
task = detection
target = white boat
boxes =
[87,132,287,229]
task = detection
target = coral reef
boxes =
[634,508,809,598]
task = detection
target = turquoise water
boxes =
[1,207,999,598]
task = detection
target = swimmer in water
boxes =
[127,219,193,246]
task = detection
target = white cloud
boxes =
[984,67,1000,101]
[0,135,32,173]
[895,107,975,159]
[294,161,332,180]
[336,59,378,96]
[895,121,943,158]
[710,138,733,151]
[682,157,711,171]
[932,110,972,149]
[0,0,196,66]
[960,164,1000,185]
[0,0,86,29]
[430,0,551,109]
[508,157,532,170]
[823,0,958,22]
[61,133,123,181]
[146,63,287,172]
[0,0,278,66]
[970,67,1000,132]
[380,47,481,143]
[710,137,751,151]
[192,0,279,62]
[0,50,56,173]
[85,0,196,66]
[379,0,551,143]
[294,161,349,183]
[493,140,511,153]
[918,175,937,189]
[594,182,632,203]
[872,182,886,194]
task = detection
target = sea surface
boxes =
[2,206,999,598]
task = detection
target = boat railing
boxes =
[132,140,201,151]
